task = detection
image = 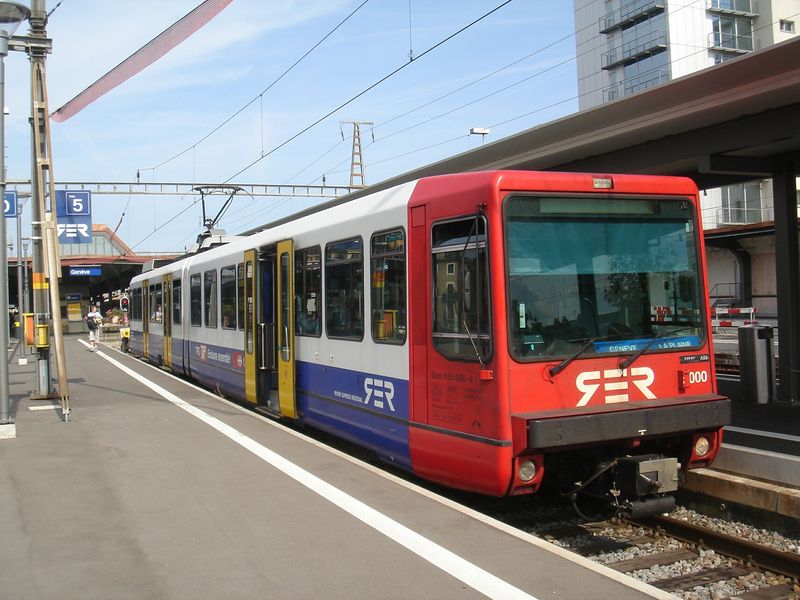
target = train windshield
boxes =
[504,195,705,361]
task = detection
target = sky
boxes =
[4,0,579,253]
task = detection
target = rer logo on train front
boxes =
[575,367,656,406]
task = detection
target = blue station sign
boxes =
[4,191,17,218]
[56,190,92,244]
[68,266,102,277]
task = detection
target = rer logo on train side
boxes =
[364,378,395,412]
[575,367,656,407]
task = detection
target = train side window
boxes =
[190,274,202,326]
[237,263,244,330]
[150,283,163,323]
[371,229,406,345]
[295,246,321,337]
[221,265,236,330]
[325,237,363,340]
[172,278,181,325]
[204,270,218,328]
[431,215,491,361]
[131,288,141,321]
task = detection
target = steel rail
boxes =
[629,515,800,580]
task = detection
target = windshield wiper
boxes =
[618,327,695,371]
[548,337,597,378]
[463,320,485,368]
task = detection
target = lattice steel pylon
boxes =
[341,121,373,189]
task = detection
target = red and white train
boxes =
[129,170,730,516]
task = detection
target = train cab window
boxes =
[504,195,705,360]
[237,263,244,330]
[204,270,218,328]
[172,278,181,325]
[370,229,406,344]
[325,238,363,340]
[221,265,236,330]
[190,274,202,326]
[150,283,163,323]
[431,216,491,360]
[295,246,321,337]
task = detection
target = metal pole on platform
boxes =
[0,1,30,429]
[28,0,47,397]
[15,194,22,338]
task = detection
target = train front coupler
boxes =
[568,454,679,520]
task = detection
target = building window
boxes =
[204,270,217,328]
[780,20,795,33]
[431,216,491,360]
[710,0,755,12]
[711,15,753,51]
[295,246,321,337]
[371,229,406,344]
[172,278,181,325]
[721,182,764,225]
[220,265,236,330]
[190,273,202,326]
[325,238,363,340]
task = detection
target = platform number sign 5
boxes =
[55,190,93,244]
[64,191,91,216]
[3,191,17,218]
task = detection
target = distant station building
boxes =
[9,223,179,331]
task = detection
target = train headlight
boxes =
[518,459,537,483]
[694,436,710,458]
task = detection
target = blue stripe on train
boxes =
[296,361,412,470]
[128,333,411,469]
[187,340,246,400]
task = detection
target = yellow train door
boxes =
[277,239,297,418]
[142,278,149,358]
[163,273,172,368]
[244,250,257,404]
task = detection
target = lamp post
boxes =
[0,1,30,430]
[469,127,491,147]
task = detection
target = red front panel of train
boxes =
[406,171,718,497]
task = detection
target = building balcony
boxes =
[708,31,753,53]
[602,68,669,102]
[601,30,668,69]
[704,205,775,228]
[600,0,665,34]
[706,0,758,17]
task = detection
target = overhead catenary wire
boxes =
[229,6,791,230]
[141,0,372,175]
[204,1,724,232]
[219,0,514,185]
[131,0,514,249]
[137,2,782,249]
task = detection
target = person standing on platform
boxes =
[85,305,102,351]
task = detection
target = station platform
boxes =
[687,377,800,523]
[0,335,674,600]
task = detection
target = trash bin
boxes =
[737,325,775,404]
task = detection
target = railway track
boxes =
[632,515,800,582]
[532,513,800,599]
